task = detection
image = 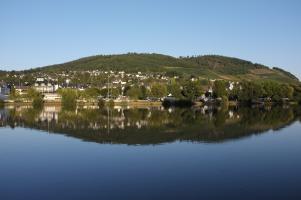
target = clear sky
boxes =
[0,0,300,78]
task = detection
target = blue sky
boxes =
[1,0,300,78]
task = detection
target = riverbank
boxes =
[1,99,299,109]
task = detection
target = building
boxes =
[34,82,58,93]
[0,84,10,95]
[33,78,58,93]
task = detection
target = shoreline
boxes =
[1,99,298,109]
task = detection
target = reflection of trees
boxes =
[238,107,294,131]
[213,107,228,127]
[0,106,300,145]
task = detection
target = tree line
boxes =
[7,78,301,109]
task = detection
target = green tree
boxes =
[150,83,167,98]
[9,87,21,100]
[126,85,142,100]
[110,87,120,99]
[168,81,183,98]
[82,88,101,99]
[140,85,148,100]
[293,85,301,104]
[182,81,202,101]
[213,80,228,98]
[280,84,294,99]
[25,88,44,108]
[58,89,77,110]
[238,81,264,102]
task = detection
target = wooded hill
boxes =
[17,53,301,84]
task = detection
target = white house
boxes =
[34,78,58,93]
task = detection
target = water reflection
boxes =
[0,105,300,145]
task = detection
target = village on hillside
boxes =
[0,69,299,107]
[0,70,225,102]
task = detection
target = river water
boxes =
[0,105,301,199]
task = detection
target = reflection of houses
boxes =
[15,86,30,95]
[34,78,58,93]
[38,106,61,122]
[43,93,62,102]
[38,112,59,122]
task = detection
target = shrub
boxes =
[59,89,77,110]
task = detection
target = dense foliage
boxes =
[182,80,203,100]
[273,67,299,81]
[26,88,44,108]
[182,55,268,75]
[58,89,77,110]
[1,53,297,84]
[236,81,294,103]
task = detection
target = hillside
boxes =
[25,53,299,84]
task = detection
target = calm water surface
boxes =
[0,105,301,200]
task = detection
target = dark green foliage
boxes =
[273,67,299,81]
[140,86,148,100]
[59,89,77,110]
[167,81,183,98]
[165,70,182,77]
[126,85,143,100]
[124,85,148,100]
[237,81,295,103]
[26,88,44,108]
[150,83,167,98]
[34,53,191,73]
[182,81,202,101]
[81,88,101,99]
[13,53,298,84]
[292,85,301,104]
[100,88,108,98]
[238,81,265,102]
[9,87,21,100]
[213,80,228,98]
[111,87,121,99]
[32,97,43,109]
[98,87,120,99]
[182,55,268,75]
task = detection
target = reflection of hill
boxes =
[0,106,299,145]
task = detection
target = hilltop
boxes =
[25,53,299,84]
